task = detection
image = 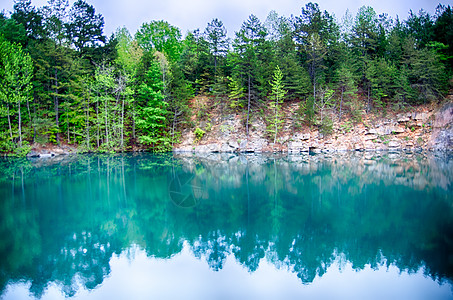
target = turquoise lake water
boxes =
[0,152,452,299]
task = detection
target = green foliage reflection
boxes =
[0,152,452,297]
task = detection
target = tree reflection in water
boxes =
[0,152,451,297]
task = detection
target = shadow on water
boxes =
[0,151,452,297]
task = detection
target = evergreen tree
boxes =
[293,2,338,46]
[11,0,44,42]
[42,0,69,45]
[205,18,228,77]
[432,5,453,70]
[405,9,434,48]
[227,76,245,109]
[66,0,105,52]
[179,29,211,93]
[305,33,327,111]
[267,66,287,144]
[266,11,311,99]
[167,62,192,144]
[351,6,380,112]
[231,14,268,137]
[351,6,379,57]
[365,57,398,110]
[402,37,446,103]
[0,11,27,45]
[335,60,358,121]
[136,60,169,150]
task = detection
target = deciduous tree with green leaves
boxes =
[135,20,182,62]
[0,36,33,149]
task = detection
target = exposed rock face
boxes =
[174,97,451,153]
[429,102,453,151]
[388,140,401,149]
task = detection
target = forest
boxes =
[0,0,452,154]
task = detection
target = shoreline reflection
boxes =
[4,243,452,300]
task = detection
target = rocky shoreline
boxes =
[22,99,452,158]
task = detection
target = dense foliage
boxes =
[0,0,451,153]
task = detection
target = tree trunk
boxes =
[66,104,70,143]
[86,96,90,148]
[246,73,251,138]
[312,77,316,113]
[132,103,136,140]
[7,104,12,140]
[339,86,344,122]
[96,99,100,148]
[214,55,217,78]
[54,68,60,142]
[32,96,37,142]
[172,109,177,147]
[367,85,371,113]
[121,96,125,149]
[274,93,278,144]
[105,99,109,146]
[26,97,32,139]
[18,100,22,147]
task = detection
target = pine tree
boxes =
[366,57,398,110]
[267,66,287,144]
[402,36,446,104]
[66,0,106,52]
[335,61,357,121]
[205,18,228,78]
[232,14,268,137]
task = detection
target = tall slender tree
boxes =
[232,14,267,137]
[66,0,105,52]
[268,66,287,144]
[205,18,228,77]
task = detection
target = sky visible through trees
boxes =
[0,0,451,154]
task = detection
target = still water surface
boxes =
[0,152,452,299]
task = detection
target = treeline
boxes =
[0,0,451,154]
